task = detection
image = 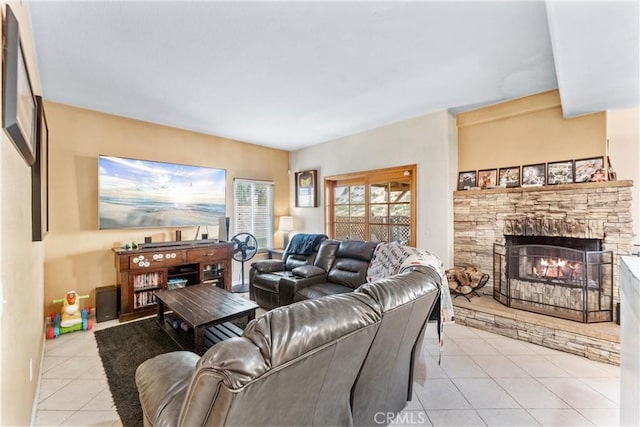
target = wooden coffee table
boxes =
[155,283,258,355]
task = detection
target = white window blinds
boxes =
[233,179,274,250]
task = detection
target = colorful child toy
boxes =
[47,291,92,339]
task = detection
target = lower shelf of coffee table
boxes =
[158,314,196,352]
[158,314,243,353]
[203,322,243,351]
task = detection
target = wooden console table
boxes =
[113,241,233,321]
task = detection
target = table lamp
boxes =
[278,216,294,249]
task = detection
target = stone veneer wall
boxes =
[453,301,620,365]
[453,180,634,314]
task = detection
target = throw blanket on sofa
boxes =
[366,242,454,323]
[287,233,327,255]
[399,253,455,324]
[366,242,455,363]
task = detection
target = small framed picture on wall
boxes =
[478,169,497,189]
[498,166,520,188]
[295,170,318,207]
[457,171,477,190]
[522,163,546,186]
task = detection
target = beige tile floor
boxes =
[34,319,620,426]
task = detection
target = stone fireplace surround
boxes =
[452,180,633,363]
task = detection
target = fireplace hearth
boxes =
[494,239,613,323]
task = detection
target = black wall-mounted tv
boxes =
[98,155,226,230]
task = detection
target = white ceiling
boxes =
[29,1,639,151]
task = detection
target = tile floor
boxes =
[34,318,620,426]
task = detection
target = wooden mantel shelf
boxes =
[454,179,633,196]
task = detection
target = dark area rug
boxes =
[95,318,180,427]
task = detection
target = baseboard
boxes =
[30,317,48,426]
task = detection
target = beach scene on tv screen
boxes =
[99,156,225,229]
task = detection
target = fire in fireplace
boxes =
[532,256,583,281]
[493,236,613,323]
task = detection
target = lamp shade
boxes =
[278,216,294,232]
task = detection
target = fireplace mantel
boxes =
[454,179,633,195]
[453,179,633,320]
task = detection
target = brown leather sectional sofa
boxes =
[250,238,379,309]
[135,263,441,426]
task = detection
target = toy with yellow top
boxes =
[47,291,92,339]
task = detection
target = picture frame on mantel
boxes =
[547,160,574,185]
[477,169,497,189]
[2,5,37,166]
[498,166,520,188]
[522,163,546,186]
[32,96,49,241]
[574,157,604,183]
[295,170,318,208]
[457,171,477,190]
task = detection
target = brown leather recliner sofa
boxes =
[352,264,441,425]
[251,239,379,309]
[249,233,327,309]
[135,264,441,426]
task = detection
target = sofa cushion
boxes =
[295,282,354,301]
[335,240,378,262]
[292,265,326,278]
[327,258,371,288]
[313,239,340,271]
[284,253,315,270]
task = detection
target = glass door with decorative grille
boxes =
[326,165,416,246]
[369,180,411,245]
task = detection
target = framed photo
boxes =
[574,157,605,183]
[295,170,318,207]
[457,171,477,190]
[498,166,520,188]
[32,96,49,241]
[522,163,546,186]
[2,6,37,166]
[478,169,497,189]
[547,160,574,185]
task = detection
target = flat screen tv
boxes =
[98,155,226,230]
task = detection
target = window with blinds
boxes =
[325,165,416,246]
[233,179,274,250]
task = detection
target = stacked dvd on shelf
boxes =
[133,271,163,289]
[134,290,157,309]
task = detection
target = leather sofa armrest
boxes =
[250,260,285,273]
[292,265,326,278]
[279,274,328,306]
[135,351,200,426]
[180,338,269,426]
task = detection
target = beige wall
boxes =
[457,90,606,171]
[1,2,45,425]
[457,90,639,244]
[289,111,458,267]
[607,108,640,245]
[43,102,289,315]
